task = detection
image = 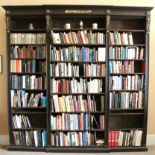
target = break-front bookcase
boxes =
[3,5,153,152]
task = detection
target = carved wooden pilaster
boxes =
[146,11,151,33]
[6,11,11,32]
[106,10,111,30]
[46,9,51,30]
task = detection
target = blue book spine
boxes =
[42,130,46,147]
[41,96,47,107]
[89,50,93,62]
[83,48,87,61]
[109,61,112,73]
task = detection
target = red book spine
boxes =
[108,131,112,147]
[142,62,145,73]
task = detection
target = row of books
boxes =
[83,64,105,76]
[109,31,133,45]
[51,30,105,44]
[109,47,144,60]
[11,90,46,107]
[50,63,79,77]
[50,63,105,77]
[13,130,46,147]
[10,46,46,59]
[109,91,143,109]
[11,75,45,89]
[109,61,135,74]
[10,33,46,44]
[109,75,144,90]
[50,114,104,130]
[10,60,46,73]
[51,95,104,112]
[51,131,97,146]
[50,47,106,62]
[108,130,143,147]
[12,115,31,129]
[51,78,103,93]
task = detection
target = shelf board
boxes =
[52,43,105,47]
[109,90,144,92]
[109,108,144,111]
[50,76,105,79]
[11,89,46,92]
[52,28,106,32]
[109,73,144,75]
[12,111,46,114]
[109,146,147,152]
[109,112,144,115]
[10,58,46,60]
[11,107,47,110]
[12,128,46,131]
[10,29,46,33]
[50,129,104,132]
[108,128,143,131]
[11,107,47,112]
[109,59,145,61]
[109,29,145,32]
[10,72,46,75]
[51,111,104,114]
[10,44,46,46]
[109,44,145,47]
[46,146,108,152]
[7,145,46,151]
[50,61,106,63]
[50,93,105,95]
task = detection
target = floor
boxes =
[0,146,155,155]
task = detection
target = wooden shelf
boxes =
[12,128,46,131]
[52,28,106,32]
[50,61,105,63]
[109,90,144,92]
[109,112,144,115]
[109,73,144,75]
[50,76,105,79]
[12,111,46,114]
[109,59,145,61]
[51,111,104,114]
[10,44,46,46]
[10,58,46,60]
[10,72,46,75]
[52,43,105,47]
[109,44,145,47]
[10,29,46,33]
[108,128,143,131]
[109,108,144,112]
[11,89,46,92]
[50,129,105,132]
[50,93,105,95]
[109,29,145,32]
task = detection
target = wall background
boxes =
[0,0,155,139]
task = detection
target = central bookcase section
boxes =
[49,14,106,147]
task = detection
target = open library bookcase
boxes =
[3,5,153,152]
